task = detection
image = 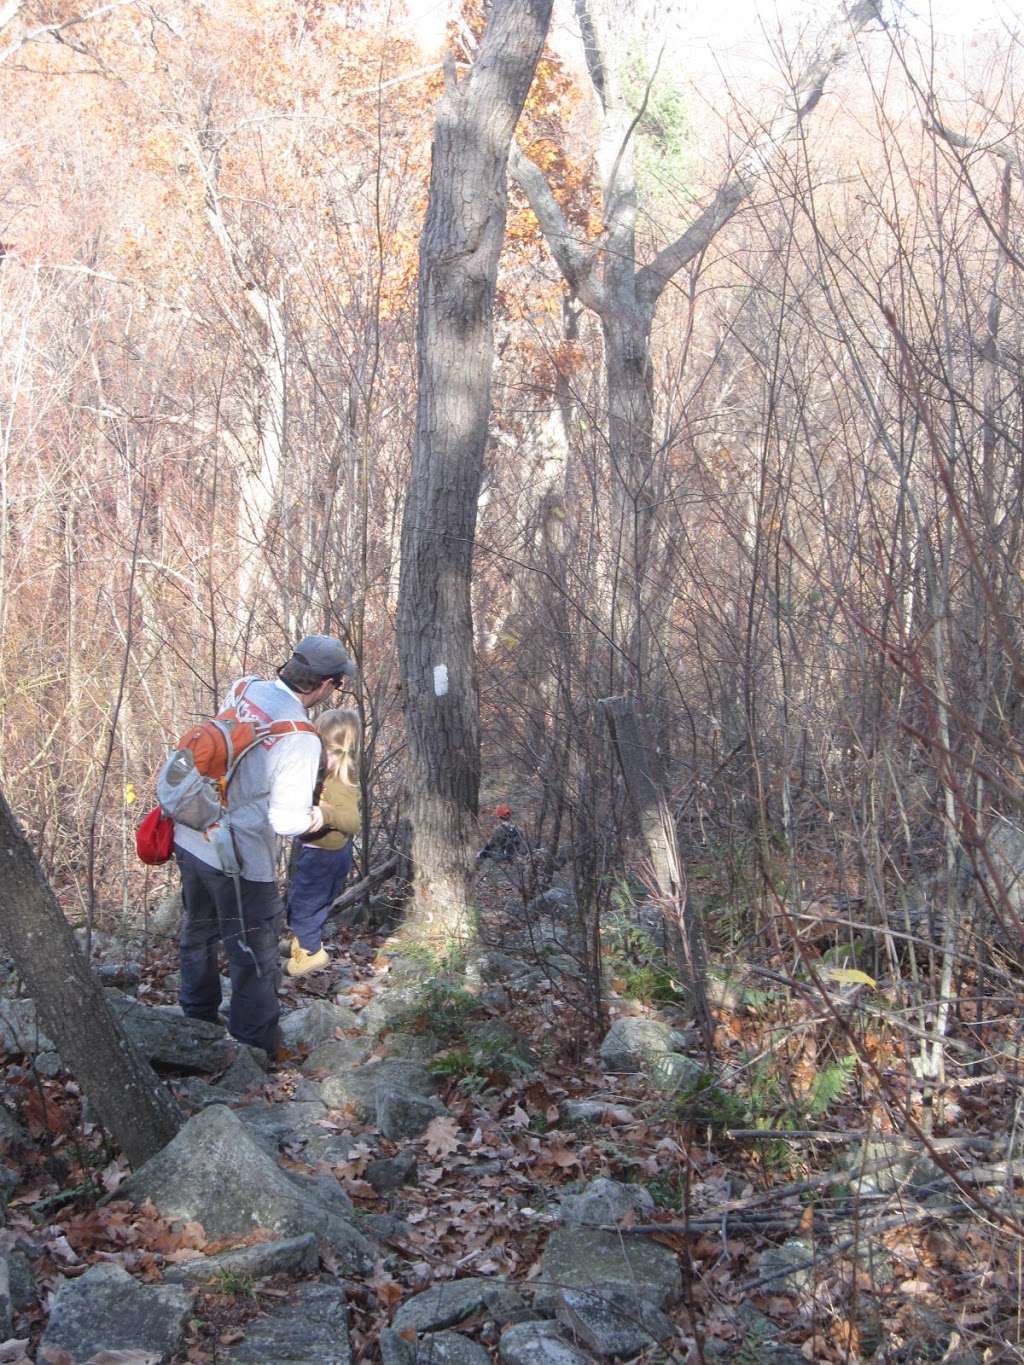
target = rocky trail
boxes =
[0,871,1002,1363]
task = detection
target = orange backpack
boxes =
[150,678,317,846]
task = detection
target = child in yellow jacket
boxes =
[286,708,361,977]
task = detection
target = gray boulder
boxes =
[359,986,422,1038]
[219,1280,351,1363]
[236,1099,329,1154]
[163,1233,319,1284]
[280,999,358,1051]
[366,1150,419,1193]
[393,1279,503,1334]
[116,1104,374,1273]
[478,1283,536,1326]
[366,1213,414,1242]
[0,1105,27,1155]
[378,1087,447,1140]
[320,1059,445,1140]
[382,1032,443,1062]
[40,1263,193,1364]
[539,951,585,980]
[0,999,53,1055]
[415,1331,490,1364]
[238,1090,358,1165]
[560,1178,654,1229]
[520,891,585,955]
[320,1058,431,1114]
[754,1239,815,1294]
[302,1037,371,1075]
[235,1095,365,1166]
[846,1138,944,1197]
[480,986,510,1010]
[649,1052,707,1094]
[470,951,542,990]
[174,1076,227,1111]
[381,1328,417,1365]
[283,1170,354,1222]
[104,989,236,1071]
[215,1044,268,1094]
[536,1229,680,1314]
[151,888,183,936]
[598,1017,675,1073]
[303,1129,363,1166]
[557,1284,675,1357]
[93,959,143,989]
[499,1321,593,1364]
[7,1246,35,1313]
[528,888,576,918]
[561,1100,634,1127]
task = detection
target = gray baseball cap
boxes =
[291,634,358,680]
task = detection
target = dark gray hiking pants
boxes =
[175,846,282,1056]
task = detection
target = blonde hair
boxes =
[316,707,360,786]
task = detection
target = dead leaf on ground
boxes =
[370,1270,403,1308]
[423,1116,461,1158]
[542,1143,580,1171]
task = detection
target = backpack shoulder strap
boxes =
[266,720,318,739]
[221,675,260,714]
[222,717,319,789]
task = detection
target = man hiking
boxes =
[171,634,357,1056]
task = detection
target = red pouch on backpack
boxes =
[136,806,174,865]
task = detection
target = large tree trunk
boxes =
[0,788,181,1167]
[395,0,553,949]
[603,301,656,691]
[602,694,714,1055]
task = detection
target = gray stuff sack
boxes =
[156,749,223,833]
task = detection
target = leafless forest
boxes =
[3,0,1024,1356]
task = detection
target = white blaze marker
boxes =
[433,664,449,696]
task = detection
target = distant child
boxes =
[477,803,527,863]
[285,708,362,977]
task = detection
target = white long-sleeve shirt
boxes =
[173,677,322,881]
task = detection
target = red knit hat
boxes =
[494,803,513,820]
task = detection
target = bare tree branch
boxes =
[0,0,131,67]
[927,117,1024,271]
[929,116,1024,178]
[637,0,882,307]
[508,142,606,310]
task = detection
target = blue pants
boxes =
[175,846,282,1055]
[286,840,353,951]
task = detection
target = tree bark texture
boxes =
[396,0,553,945]
[602,694,714,1053]
[0,788,181,1167]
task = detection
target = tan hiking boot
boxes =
[287,942,330,978]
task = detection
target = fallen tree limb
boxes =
[327,855,401,920]
[725,1129,866,1142]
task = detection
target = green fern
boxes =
[804,1054,857,1119]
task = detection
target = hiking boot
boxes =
[287,942,330,977]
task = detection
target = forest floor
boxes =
[1,850,1021,1363]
